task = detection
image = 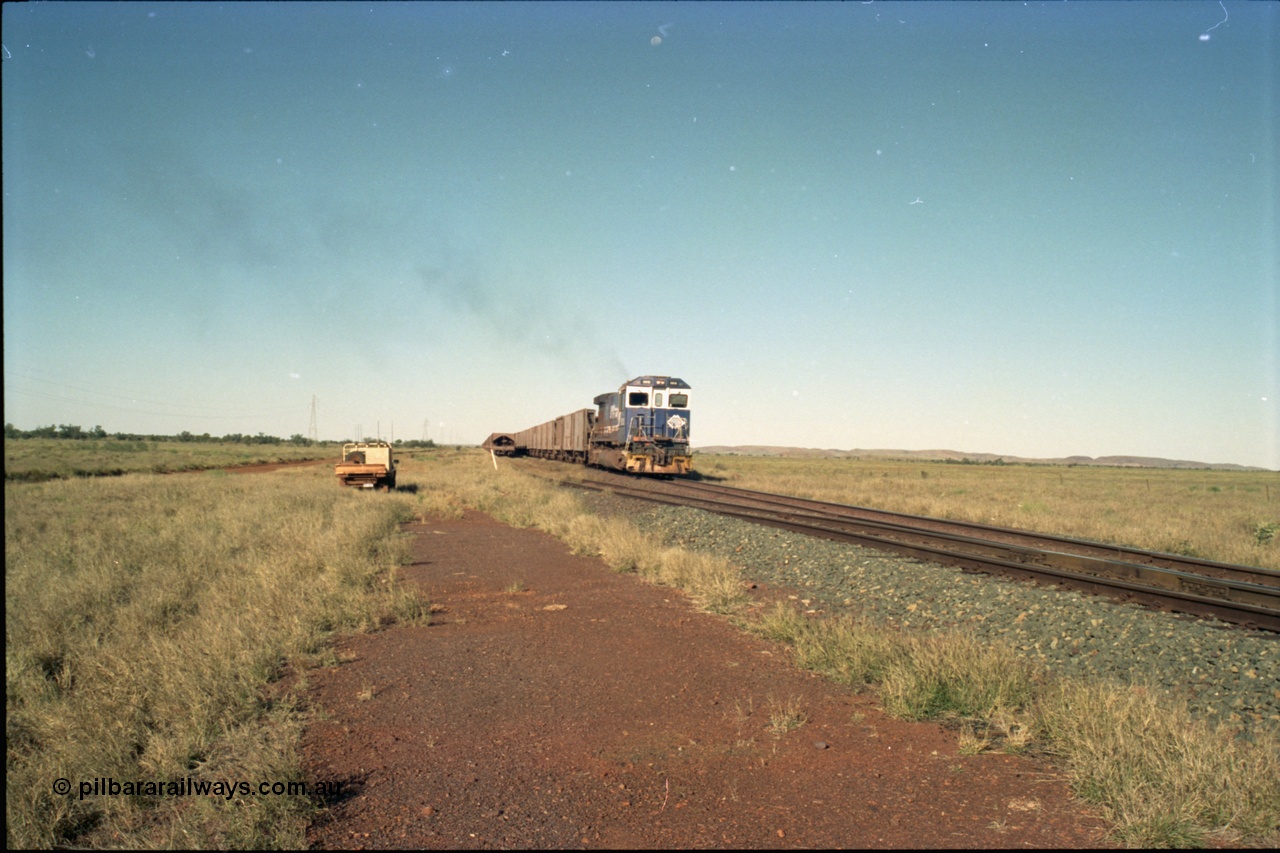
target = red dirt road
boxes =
[301,511,1111,849]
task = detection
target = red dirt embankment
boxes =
[302,511,1111,849]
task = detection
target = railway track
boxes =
[565,472,1280,632]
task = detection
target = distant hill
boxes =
[694,446,1269,471]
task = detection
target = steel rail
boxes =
[676,480,1280,588]
[568,476,1280,632]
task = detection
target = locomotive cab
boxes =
[590,376,693,475]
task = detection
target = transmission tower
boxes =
[308,396,318,442]
[422,418,429,442]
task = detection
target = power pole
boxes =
[308,396,318,442]
[422,418,429,442]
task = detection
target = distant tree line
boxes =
[5,423,317,446]
[5,423,439,449]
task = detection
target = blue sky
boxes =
[4,2,1277,468]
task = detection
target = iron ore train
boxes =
[483,376,693,475]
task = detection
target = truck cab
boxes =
[590,376,692,475]
[335,441,397,490]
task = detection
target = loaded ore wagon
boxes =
[515,408,594,464]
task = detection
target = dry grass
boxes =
[765,695,808,737]
[755,602,902,687]
[955,724,992,755]
[754,601,1040,721]
[4,437,334,482]
[6,465,426,848]
[696,455,1280,570]
[878,633,1042,722]
[1033,679,1280,848]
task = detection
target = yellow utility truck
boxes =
[335,441,397,490]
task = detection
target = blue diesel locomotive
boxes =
[484,376,693,476]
